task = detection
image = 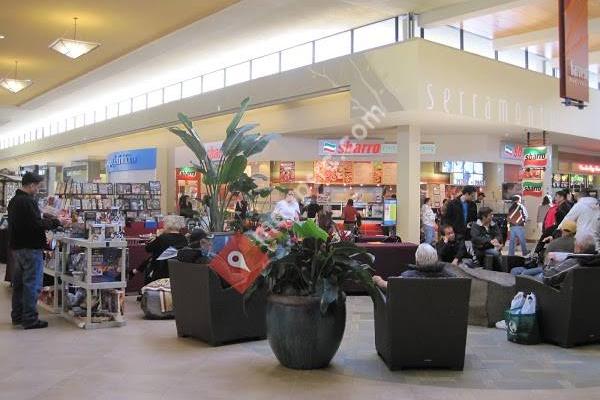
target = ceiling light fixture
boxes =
[0,61,33,94]
[49,17,100,59]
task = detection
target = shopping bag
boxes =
[504,293,540,345]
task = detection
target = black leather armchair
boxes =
[516,268,600,348]
[374,277,471,370]
[516,267,600,347]
[168,260,267,346]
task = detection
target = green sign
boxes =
[523,147,547,167]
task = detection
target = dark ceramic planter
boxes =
[266,294,346,370]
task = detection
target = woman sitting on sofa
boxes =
[372,243,454,289]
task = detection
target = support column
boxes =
[483,163,505,213]
[396,125,421,244]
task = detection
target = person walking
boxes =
[507,195,529,256]
[9,172,60,330]
[421,197,436,245]
[558,189,600,252]
[537,195,551,234]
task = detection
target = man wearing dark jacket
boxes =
[471,207,504,270]
[436,225,468,265]
[9,172,60,330]
[445,186,478,240]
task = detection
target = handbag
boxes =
[508,205,524,226]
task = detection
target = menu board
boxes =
[279,161,295,183]
[353,162,373,184]
[552,173,570,188]
[314,160,352,184]
[382,162,397,185]
[373,162,383,184]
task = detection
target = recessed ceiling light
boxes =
[0,35,5,39]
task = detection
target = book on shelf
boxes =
[98,183,113,195]
[131,183,147,195]
[147,199,161,210]
[82,183,98,195]
[116,183,132,195]
[101,198,113,210]
[149,181,161,194]
[129,199,145,211]
[115,199,129,210]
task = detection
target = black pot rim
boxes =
[267,294,346,307]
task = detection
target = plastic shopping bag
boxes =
[504,292,540,345]
[510,292,526,311]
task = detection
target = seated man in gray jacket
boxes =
[543,233,600,288]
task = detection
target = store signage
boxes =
[501,143,524,161]
[279,161,295,183]
[319,140,435,156]
[176,167,200,181]
[205,142,223,161]
[523,147,548,168]
[559,0,589,104]
[575,163,600,174]
[318,139,382,156]
[106,148,157,173]
[522,181,544,197]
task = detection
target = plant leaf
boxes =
[226,97,250,137]
[221,155,248,184]
[169,127,209,164]
[293,219,328,241]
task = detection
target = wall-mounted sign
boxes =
[318,139,382,156]
[176,167,200,181]
[320,140,435,156]
[522,180,544,197]
[106,148,157,173]
[575,163,600,174]
[559,0,589,104]
[279,161,295,183]
[501,143,524,161]
[522,147,547,197]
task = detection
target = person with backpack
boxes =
[508,195,529,256]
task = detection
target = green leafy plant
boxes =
[247,219,377,313]
[169,97,276,232]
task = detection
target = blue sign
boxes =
[106,148,157,173]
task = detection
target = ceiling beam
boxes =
[494,18,600,50]
[418,0,530,28]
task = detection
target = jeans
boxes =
[423,225,435,245]
[11,249,44,325]
[482,248,502,271]
[509,225,528,256]
[511,266,543,280]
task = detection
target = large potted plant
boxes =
[167,98,275,345]
[246,219,377,369]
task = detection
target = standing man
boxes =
[507,195,529,256]
[445,186,478,240]
[9,172,60,330]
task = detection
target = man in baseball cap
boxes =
[8,172,60,330]
[544,219,577,256]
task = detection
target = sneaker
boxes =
[23,320,48,330]
[495,320,507,330]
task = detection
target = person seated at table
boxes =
[471,207,503,270]
[372,243,454,289]
[317,208,338,236]
[512,233,598,288]
[135,215,188,285]
[436,225,468,266]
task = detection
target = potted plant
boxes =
[246,218,377,369]
[168,97,275,241]
[167,98,275,345]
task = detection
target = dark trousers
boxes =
[11,249,44,324]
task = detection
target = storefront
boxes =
[553,152,600,195]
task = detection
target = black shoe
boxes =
[11,319,22,326]
[23,320,48,330]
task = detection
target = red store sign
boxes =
[176,168,200,181]
[575,163,600,174]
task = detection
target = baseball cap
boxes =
[22,172,43,186]
[190,229,214,243]
[561,220,577,234]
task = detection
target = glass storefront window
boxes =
[226,62,250,86]
[353,18,396,52]
[281,43,313,71]
[182,76,203,98]
[251,53,279,79]
[424,25,460,49]
[497,48,526,68]
[164,83,182,103]
[203,69,225,92]
[315,31,351,62]
[463,31,495,59]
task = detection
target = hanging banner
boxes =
[523,147,548,168]
[279,161,295,183]
[522,181,544,197]
[559,0,589,104]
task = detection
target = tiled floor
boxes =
[2,266,600,400]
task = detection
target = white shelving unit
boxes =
[59,237,128,329]
[39,248,62,314]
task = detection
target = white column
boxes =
[396,125,421,243]
[483,162,505,213]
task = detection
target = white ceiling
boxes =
[0,0,468,137]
